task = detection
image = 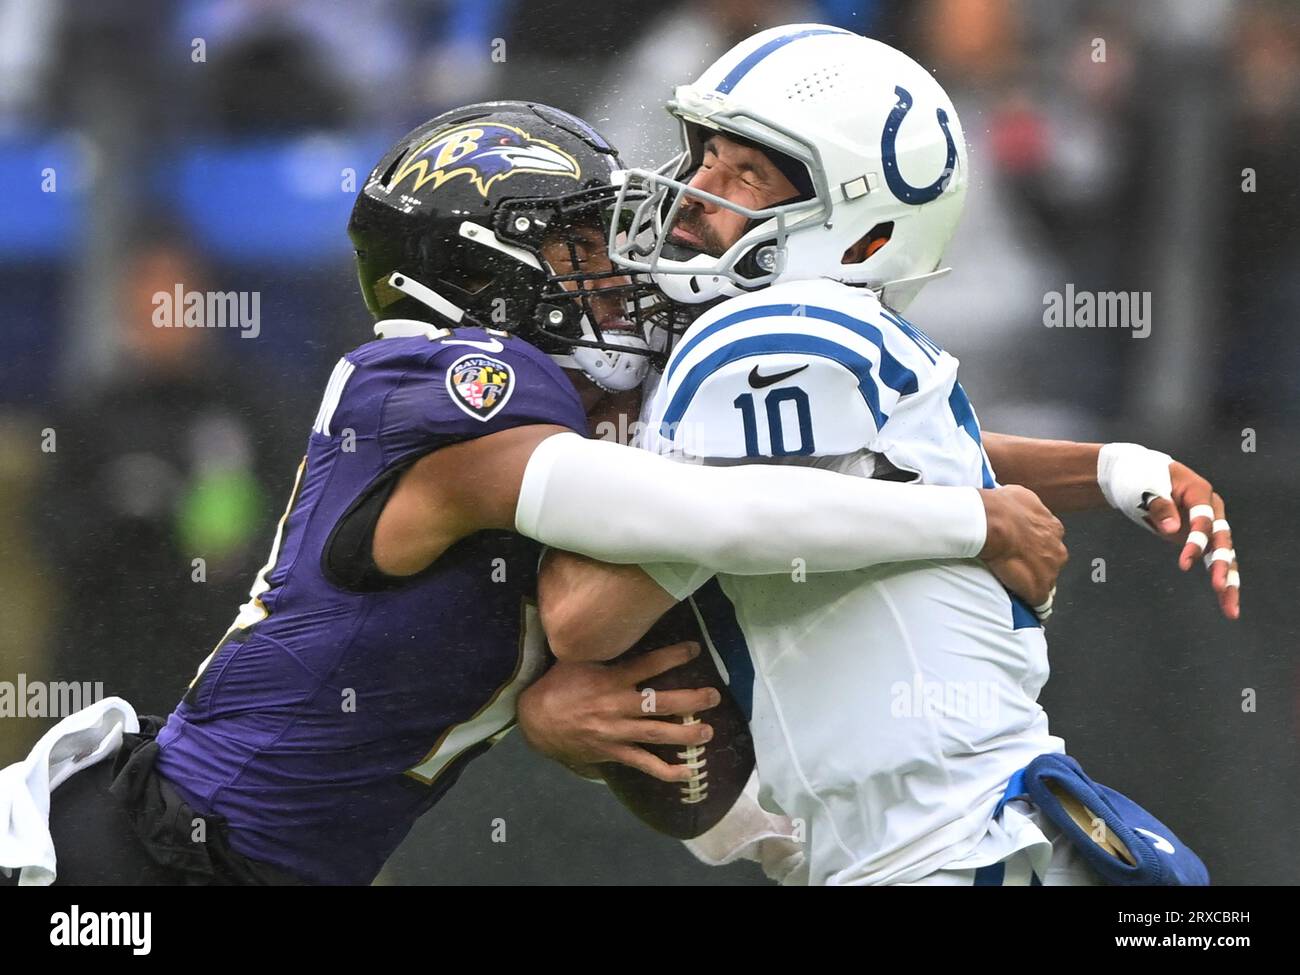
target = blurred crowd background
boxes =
[0,0,1295,884]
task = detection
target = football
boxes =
[599,600,755,840]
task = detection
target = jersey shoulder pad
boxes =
[648,282,926,459]
[319,327,586,464]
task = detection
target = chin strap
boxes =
[550,332,652,392]
[385,272,469,324]
[385,271,651,392]
[374,319,450,340]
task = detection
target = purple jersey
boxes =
[154,325,586,884]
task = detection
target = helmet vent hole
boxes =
[378,153,406,189]
[785,63,846,102]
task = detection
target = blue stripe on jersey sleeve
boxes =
[946,382,996,489]
[660,333,889,437]
[666,303,918,397]
[880,308,942,364]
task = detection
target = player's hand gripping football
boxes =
[978,484,1068,620]
[516,641,720,783]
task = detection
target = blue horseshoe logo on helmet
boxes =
[880,85,958,205]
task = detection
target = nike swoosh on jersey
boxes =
[443,337,505,353]
[748,363,809,388]
[1135,827,1176,854]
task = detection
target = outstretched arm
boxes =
[374,423,1065,657]
[377,426,1062,586]
[982,433,1240,620]
[980,433,1105,512]
[513,432,990,575]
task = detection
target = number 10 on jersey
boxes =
[733,387,815,457]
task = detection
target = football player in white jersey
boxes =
[519,26,1238,885]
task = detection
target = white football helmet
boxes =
[608,25,969,312]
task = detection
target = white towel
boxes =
[0,696,139,885]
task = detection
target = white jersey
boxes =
[640,278,1066,885]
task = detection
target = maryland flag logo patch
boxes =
[447,353,514,422]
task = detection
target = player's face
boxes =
[540,222,648,414]
[667,134,801,257]
[539,221,635,335]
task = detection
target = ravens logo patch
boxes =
[446,353,514,422]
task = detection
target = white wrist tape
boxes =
[1097,442,1174,533]
[515,433,987,576]
[1032,585,1057,623]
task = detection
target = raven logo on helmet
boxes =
[387,123,581,198]
[350,101,669,395]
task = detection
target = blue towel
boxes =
[997,753,1209,886]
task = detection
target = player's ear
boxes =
[841,222,894,265]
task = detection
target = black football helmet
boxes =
[348,100,668,390]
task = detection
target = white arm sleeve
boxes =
[514,433,986,582]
